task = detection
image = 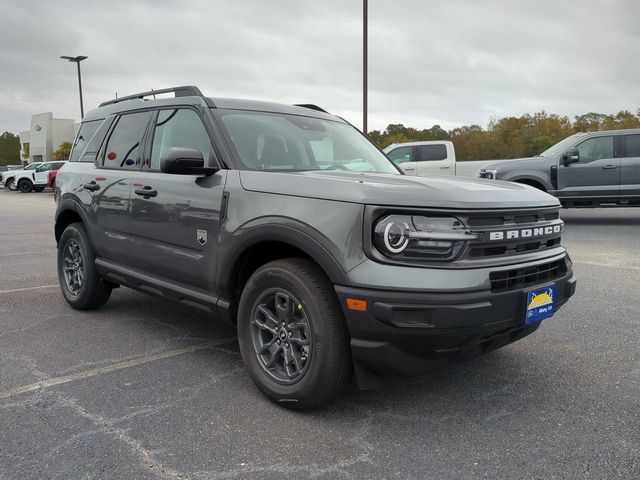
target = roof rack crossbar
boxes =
[294,104,329,114]
[99,86,206,107]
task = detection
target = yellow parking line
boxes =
[0,338,236,400]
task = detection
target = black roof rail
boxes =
[294,104,329,114]
[99,86,210,107]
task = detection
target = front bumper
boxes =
[335,265,576,387]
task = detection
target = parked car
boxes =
[55,86,576,408]
[1,162,42,189]
[48,169,58,188]
[12,161,67,192]
[479,129,640,207]
[383,140,510,177]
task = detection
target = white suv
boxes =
[1,163,42,189]
[12,161,66,193]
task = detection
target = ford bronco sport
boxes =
[54,86,576,409]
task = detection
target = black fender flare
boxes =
[216,222,351,300]
[54,195,95,246]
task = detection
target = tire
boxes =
[18,179,33,193]
[34,186,44,192]
[238,258,350,409]
[57,222,112,310]
[4,178,13,189]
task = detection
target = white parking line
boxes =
[0,250,56,257]
[0,284,58,294]
[0,233,50,238]
[574,260,640,271]
[0,338,236,400]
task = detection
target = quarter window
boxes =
[69,120,101,162]
[149,109,212,170]
[623,134,640,158]
[576,136,614,163]
[388,146,413,165]
[103,112,151,169]
[416,144,447,161]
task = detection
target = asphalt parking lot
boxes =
[0,188,638,479]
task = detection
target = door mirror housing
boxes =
[159,147,217,175]
[562,148,580,166]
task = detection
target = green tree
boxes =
[0,131,20,166]
[53,141,73,161]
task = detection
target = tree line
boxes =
[367,110,640,161]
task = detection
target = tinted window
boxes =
[103,112,150,169]
[149,109,212,170]
[416,144,447,161]
[51,162,65,170]
[37,163,54,172]
[388,146,413,165]
[69,120,101,162]
[623,134,640,158]
[576,136,613,163]
[24,163,40,170]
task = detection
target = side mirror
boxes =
[160,147,217,175]
[562,148,580,166]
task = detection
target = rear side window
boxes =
[623,134,640,158]
[148,109,212,170]
[102,112,151,169]
[69,120,101,162]
[416,144,447,161]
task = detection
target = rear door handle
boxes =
[134,186,158,197]
[440,165,451,169]
[83,181,100,192]
[602,165,618,169]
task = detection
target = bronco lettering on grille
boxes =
[488,223,563,241]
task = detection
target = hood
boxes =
[481,156,548,171]
[239,171,558,209]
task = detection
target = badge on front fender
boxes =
[197,229,207,246]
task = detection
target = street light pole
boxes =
[60,55,88,119]
[363,0,368,134]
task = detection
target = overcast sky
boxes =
[1,0,638,134]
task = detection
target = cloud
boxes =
[0,0,638,133]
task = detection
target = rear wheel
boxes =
[57,223,112,310]
[238,258,350,409]
[18,179,33,193]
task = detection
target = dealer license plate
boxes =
[525,284,557,325]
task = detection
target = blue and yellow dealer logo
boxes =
[527,288,554,309]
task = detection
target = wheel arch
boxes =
[217,225,350,305]
[54,197,92,245]
[511,176,549,192]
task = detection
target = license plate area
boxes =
[525,284,557,324]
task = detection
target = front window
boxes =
[387,146,413,165]
[576,136,614,163]
[217,111,399,174]
[24,163,39,170]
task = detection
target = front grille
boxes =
[490,258,567,292]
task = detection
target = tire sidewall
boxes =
[238,262,343,406]
[57,224,95,305]
[18,179,32,193]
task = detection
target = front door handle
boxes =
[602,165,618,169]
[440,165,451,169]
[83,181,100,192]
[134,186,158,197]
[403,167,415,171]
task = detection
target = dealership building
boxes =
[19,113,78,164]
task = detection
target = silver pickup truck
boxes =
[479,129,640,207]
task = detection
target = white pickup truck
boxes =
[383,140,496,177]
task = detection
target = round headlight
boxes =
[383,221,409,253]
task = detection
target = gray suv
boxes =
[54,86,576,408]
[479,129,640,207]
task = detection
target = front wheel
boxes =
[57,223,112,310]
[238,259,350,409]
[18,179,33,193]
[4,178,13,189]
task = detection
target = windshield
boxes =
[217,111,400,174]
[540,134,586,157]
[24,163,39,170]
